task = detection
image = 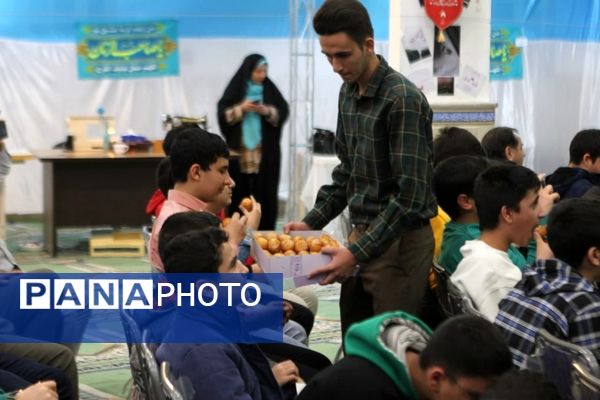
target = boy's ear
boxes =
[500,205,513,224]
[457,194,476,211]
[504,146,514,161]
[188,163,203,182]
[587,246,600,267]
[425,366,445,394]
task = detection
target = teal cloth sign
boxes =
[77,21,179,80]
[490,26,523,80]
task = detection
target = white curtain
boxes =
[1,38,293,214]
[491,40,600,174]
[3,34,598,213]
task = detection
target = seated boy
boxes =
[430,127,486,261]
[546,129,600,199]
[435,155,536,274]
[297,313,513,400]
[422,128,485,327]
[156,227,301,400]
[451,165,543,320]
[495,198,600,368]
[481,127,525,166]
[432,126,486,167]
[149,126,246,271]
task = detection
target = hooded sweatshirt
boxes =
[546,166,599,199]
[297,311,431,400]
[451,240,522,321]
[495,258,600,368]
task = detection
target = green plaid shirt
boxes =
[304,56,437,262]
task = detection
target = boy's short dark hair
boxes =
[481,127,520,162]
[158,211,221,261]
[163,124,196,155]
[433,127,485,166]
[433,155,490,219]
[313,0,373,46]
[569,129,600,164]
[420,315,513,379]
[481,370,561,400]
[547,198,600,269]
[169,127,229,183]
[156,158,173,197]
[474,165,540,230]
[162,227,227,274]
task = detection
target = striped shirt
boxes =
[303,56,437,262]
[495,258,600,368]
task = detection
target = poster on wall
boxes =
[490,26,523,80]
[433,26,460,77]
[456,65,484,97]
[76,21,179,80]
[402,26,431,64]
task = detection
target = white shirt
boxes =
[451,240,522,321]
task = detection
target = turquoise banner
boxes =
[77,20,179,80]
[0,1,599,43]
[490,26,523,81]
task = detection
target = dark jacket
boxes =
[156,342,283,400]
[546,167,599,199]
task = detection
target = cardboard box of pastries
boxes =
[250,231,340,288]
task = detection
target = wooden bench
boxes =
[89,232,145,257]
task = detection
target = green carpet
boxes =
[6,219,342,399]
[15,253,147,399]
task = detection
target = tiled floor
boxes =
[7,220,342,399]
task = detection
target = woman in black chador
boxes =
[218,54,289,230]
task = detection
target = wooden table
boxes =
[34,149,165,256]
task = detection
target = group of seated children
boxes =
[141,123,600,399]
[433,126,600,369]
[153,206,562,400]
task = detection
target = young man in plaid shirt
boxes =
[286,0,436,337]
[495,198,600,368]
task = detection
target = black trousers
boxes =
[0,352,74,399]
[258,343,332,381]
